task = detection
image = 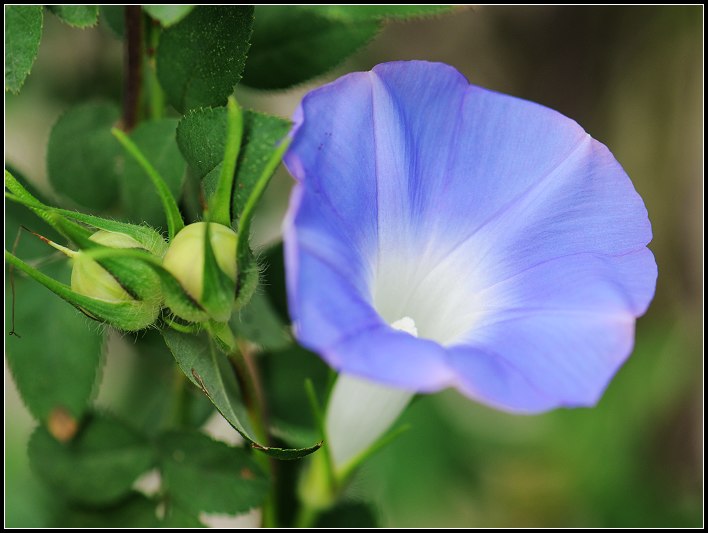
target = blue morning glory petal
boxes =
[283,60,657,412]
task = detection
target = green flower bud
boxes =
[71,231,142,302]
[69,230,163,329]
[162,222,237,311]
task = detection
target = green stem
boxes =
[145,19,165,120]
[296,447,336,527]
[168,366,190,428]
[228,340,279,527]
[294,503,319,529]
[209,96,243,226]
[112,128,184,239]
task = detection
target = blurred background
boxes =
[5,5,702,527]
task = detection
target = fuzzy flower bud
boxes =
[162,222,237,316]
[71,230,144,302]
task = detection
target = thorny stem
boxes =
[122,6,143,131]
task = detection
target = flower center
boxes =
[371,246,489,346]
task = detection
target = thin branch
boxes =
[122,6,143,131]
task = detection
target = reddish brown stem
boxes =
[122,6,143,131]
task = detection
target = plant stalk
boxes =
[122,6,143,131]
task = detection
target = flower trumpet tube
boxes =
[283,61,657,466]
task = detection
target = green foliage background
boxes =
[5,5,702,527]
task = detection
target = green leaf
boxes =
[55,493,160,528]
[47,102,122,211]
[242,6,379,90]
[28,413,155,505]
[110,329,214,436]
[161,503,205,527]
[158,430,269,515]
[306,5,454,21]
[6,261,104,428]
[48,5,99,28]
[156,6,254,112]
[143,5,194,27]
[5,6,43,93]
[177,107,291,218]
[118,118,186,232]
[99,5,124,37]
[162,330,254,433]
[234,135,290,281]
[162,330,322,459]
[231,290,291,351]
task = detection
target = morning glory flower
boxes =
[283,61,656,467]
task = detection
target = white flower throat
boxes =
[372,246,490,346]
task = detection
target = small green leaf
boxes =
[99,5,124,37]
[156,6,254,112]
[5,6,43,93]
[162,330,255,435]
[6,261,104,427]
[306,5,454,21]
[48,5,99,28]
[28,413,155,505]
[162,330,322,459]
[118,118,186,232]
[112,127,184,239]
[231,290,291,351]
[158,430,269,515]
[229,114,290,217]
[234,135,290,282]
[143,5,194,27]
[177,107,291,218]
[242,6,379,90]
[47,102,122,211]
